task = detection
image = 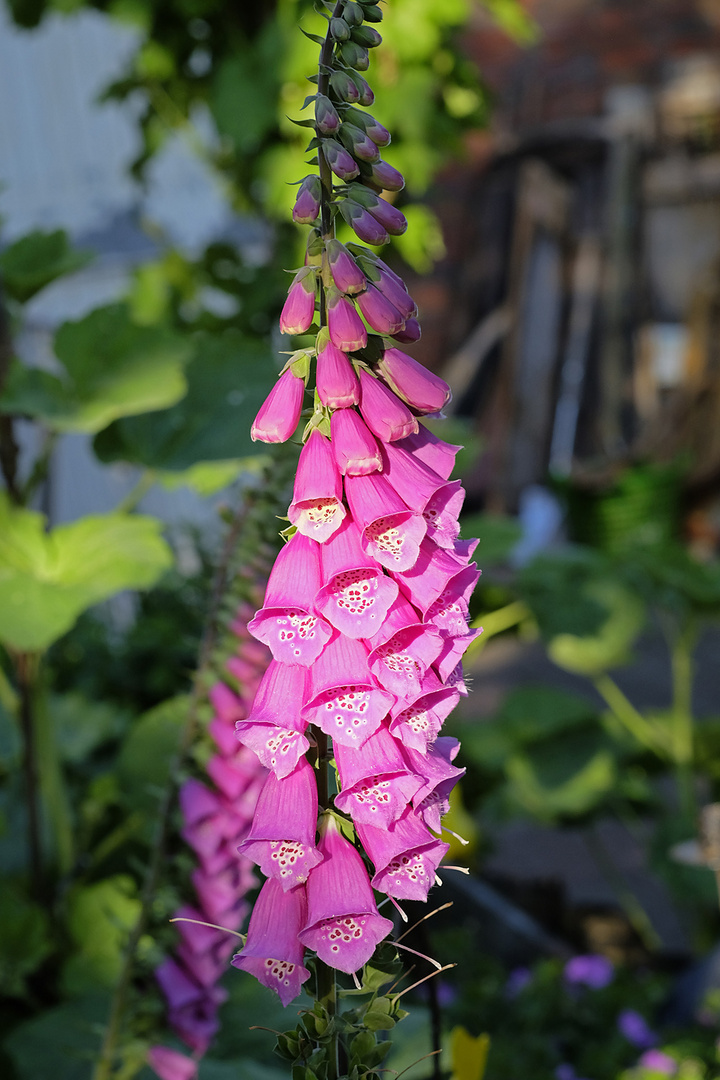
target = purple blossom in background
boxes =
[563,954,614,989]
[504,966,532,998]
[637,1050,677,1075]
[618,1009,657,1049]
[555,1065,591,1080]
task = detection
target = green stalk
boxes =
[466,600,530,661]
[16,651,44,901]
[670,622,697,825]
[36,667,75,877]
[593,672,667,757]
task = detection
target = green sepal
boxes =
[280,524,298,543]
[290,116,317,129]
[315,326,331,353]
[290,350,312,381]
[302,93,319,109]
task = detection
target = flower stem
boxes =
[16,651,44,902]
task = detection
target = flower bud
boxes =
[251,370,305,443]
[349,184,407,235]
[292,175,321,224]
[358,368,418,441]
[317,341,361,408]
[340,41,370,70]
[369,158,405,191]
[375,265,417,320]
[360,3,383,21]
[339,121,379,162]
[329,69,361,103]
[279,269,317,335]
[323,139,360,181]
[392,316,422,343]
[356,283,405,335]
[315,94,340,135]
[330,407,382,475]
[338,199,389,246]
[326,238,367,295]
[343,1,365,26]
[352,25,382,47]
[347,107,391,146]
[330,16,351,40]
[348,70,374,106]
[378,347,451,413]
[327,286,368,352]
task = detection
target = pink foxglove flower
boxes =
[344,471,427,571]
[374,268,417,321]
[314,515,398,637]
[367,594,443,699]
[327,287,368,352]
[368,158,405,191]
[392,316,421,343]
[358,368,418,442]
[323,139,360,181]
[316,341,360,408]
[301,633,393,747]
[298,816,393,974]
[334,723,422,826]
[238,758,323,889]
[248,531,333,664]
[251,369,305,443]
[393,537,477,618]
[404,736,465,833]
[279,269,317,336]
[330,408,382,476]
[235,662,310,779]
[378,347,451,414]
[232,877,311,1006]
[338,199,389,246]
[389,674,461,753]
[288,428,346,541]
[147,1046,198,1080]
[356,806,449,901]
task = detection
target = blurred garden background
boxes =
[2,0,720,1078]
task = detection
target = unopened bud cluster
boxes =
[235,0,479,1006]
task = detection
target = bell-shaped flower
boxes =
[367,594,443,700]
[327,286,368,352]
[425,566,479,635]
[251,369,305,443]
[338,199,389,246]
[301,633,393,747]
[378,347,451,415]
[205,746,266,804]
[247,532,332,665]
[293,175,322,223]
[344,471,427,571]
[155,957,226,1053]
[368,158,405,191]
[191,860,254,926]
[316,341,360,409]
[334,722,422,826]
[380,442,464,548]
[326,238,367,295]
[147,1045,198,1080]
[397,425,459,481]
[232,878,311,1007]
[315,515,398,637]
[323,139,360,181]
[393,537,477,618]
[357,806,449,902]
[404,736,465,833]
[433,627,481,684]
[389,672,461,753]
[288,428,347,542]
[315,93,341,134]
[299,815,394,973]
[235,661,310,778]
[356,283,405,335]
[238,759,323,890]
[392,317,421,343]
[358,369,418,442]
[279,269,317,336]
[330,407,382,476]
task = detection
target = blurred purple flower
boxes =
[638,1050,677,1075]
[563,954,614,989]
[618,1009,657,1049]
[504,966,532,998]
[555,1065,590,1080]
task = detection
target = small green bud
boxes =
[330,16,351,41]
[361,3,383,21]
[348,70,374,106]
[352,24,382,47]
[340,41,370,70]
[329,69,361,103]
[343,1,365,26]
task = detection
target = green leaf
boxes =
[0,229,93,303]
[62,875,141,994]
[93,330,277,470]
[0,495,173,651]
[156,457,270,496]
[0,303,191,434]
[547,581,645,676]
[3,994,108,1080]
[0,884,52,997]
[210,24,281,155]
[51,693,127,764]
[117,695,188,814]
